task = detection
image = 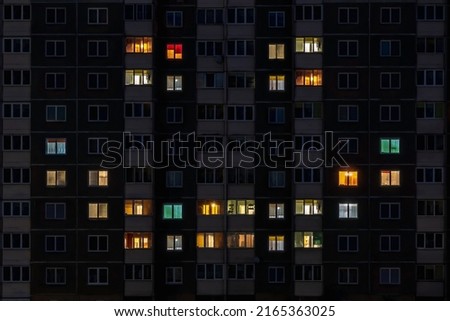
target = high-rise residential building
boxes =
[0,0,449,300]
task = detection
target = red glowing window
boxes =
[167,43,182,59]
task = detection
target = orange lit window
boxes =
[124,232,151,249]
[339,171,358,186]
[196,233,224,248]
[124,199,152,216]
[167,43,182,59]
[380,170,400,186]
[296,70,322,86]
[125,37,152,53]
[198,200,222,215]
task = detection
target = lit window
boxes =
[295,37,323,53]
[88,170,108,187]
[227,200,255,215]
[296,70,322,86]
[196,233,223,248]
[125,37,152,53]
[198,200,222,215]
[125,69,152,86]
[88,203,108,219]
[380,138,400,154]
[339,203,358,219]
[166,43,182,59]
[227,233,254,248]
[294,232,323,248]
[124,200,151,216]
[124,232,151,249]
[338,171,358,186]
[269,203,284,219]
[46,170,66,187]
[45,138,66,155]
[295,199,322,215]
[163,204,183,219]
[269,75,285,91]
[268,44,285,59]
[166,75,182,91]
[268,235,285,251]
[381,170,400,186]
[167,235,183,251]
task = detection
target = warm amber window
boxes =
[198,200,222,215]
[339,171,358,186]
[268,44,285,59]
[125,37,152,53]
[124,200,152,216]
[380,170,400,186]
[167,43,182,59]
[124,232,151,249]
[296,70,322,86]
[196,233,224,248]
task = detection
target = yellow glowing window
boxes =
[227,233,254,248]
[196,232,223,248]
[125,37,152,53]
[296,70,322,86]
[268,44,285,59]
[88,170,108,186]
[198,201,222,215]
[124,199,151,216]
[167,43,183,59]
[269,75,285,91]
[294,232,323,248]
[46,170,66,186]
[268,235,284,251]
[124,232,151,249]
[88,203,108,219]
[380,170,400,186]
[339,171,358,186]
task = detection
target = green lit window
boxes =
[163,204,182,219]
[380,138,400,154]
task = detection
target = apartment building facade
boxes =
[0,0,449,300]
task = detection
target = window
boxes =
[3,168,30,184]
[268,171,285,188]
[124,232,151,249]
[88,267,108,285]
[166,235,183,251]
[416,168,443,183]
[45,73,65,89]
[166,43,182,59]
[46,8,66,24]
[45,235,66,252]
[295,168,321,183]
[46,105,66,121]
[198,201,222,216]
[228,8,254,23]
[45,268,66,285]
[295,265,322,281]
[380,170,400,186]
[268,11,284,27]
[294,232,323,248]
[166,76,183,91]
[380,235,400,252]
[163,204,183,219]
[4,70,30,86]
[268,44,285,59]
[339,203,358,219]
[4,5,30,20]
[2,233,29,249]
[268,236,285,252]
[417,135,444,151]
[380,105,400,122]
[198,72,224,89]
[197,41,223,56]
[2,266,29,282]
[45,138,66,155]
[166,267,182,284]
[417,233,444,249]
[125,69,151,86]
[338,105,358,122]
[339,137,358,154]
[380,40,400,57]
[380,268,400,285]
[295,37,322,53]
[295,102,322,119]
[45,203,66,220]
[269,75,285,91]
[295,5,322,21]
[125,264,151,280]
[417,200,444,216]
[88,235,108,252]
[338,267,358,285]
[296,70,322,86]
[227,168,254,184]
[197,104,224,120]
[3,38,30,53]
[417,70,444,86]
[380,138,400,154]
[269,203,284,219]
[2,201,30,217]
[338,235,358,252]
[197,264,223,280]
[3,103,30,119]
[197,8,223,24]
[228,264,254,279]
[268,267,285,283]
[338,7,358,24]
[416,102,444,119]
[417,265,444,281]
[227,233,254,248]
[126,37,152,54]
[380,72,401,89]
[124,4,152,21]
[379,202,400,219]
[380,7,401,24]
[338,40,358,57]
[166,171,183,188]
[166,11,182,27]
[88,203,108,219]
[228,72,254,88]
[3,135,30,151]
[417,37,444,53]
[124,200,152,216]
[227,105,254,121]
[45,40,65,57]
[88,170,108,186]
[338,73,358,89]
[88,138,108,154]
[197,168,223,184]
[196,233,223,248]
[417,5,444,21]
[227,40,254,56]
[46,170,66,187]
[87,40,108,57]
[227,200,255,215]
[87,73,108,89]
[125,102,151,118]
[87,8,108,24]
[295,200,322,215]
